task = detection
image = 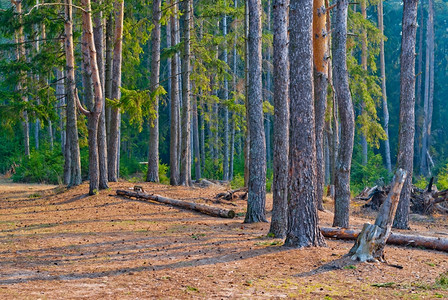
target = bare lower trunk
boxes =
[180,0,192,186]
[414,1,423,170]
[269,0,289,238]
[393,0,419,230]
[360,0,368,166]
[169,3,180,185]
[333,0,355,228]
[285,0,325,248]
[244,1,250,188]
[107,0,124,182]
[222,12,230,181]
[193,95,201,180]
[146,0,161,182]
[245,0,267,223]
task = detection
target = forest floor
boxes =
[0,175,447,299]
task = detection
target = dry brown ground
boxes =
[0,176,447,299]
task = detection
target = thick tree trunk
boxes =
[285,0,325,248]
[332,0,355,228]
[179,0,192,186]
[394,0,419,230]
[107,0,124,182]
[64,0,82,186]
[349,169,407,262]
[116,190,236,218]
[146,0,162,182]
[313,0,328,211]
[269,0,289,238]
[378,1,392,173]
[420,0,434,177]
[244,0,267,223]
[169,3,180,186]
[93,0,109,190]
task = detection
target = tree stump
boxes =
[349,169,407,262]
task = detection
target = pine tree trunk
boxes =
[414,0,423,170]
[244,1,250,187]
[378,1,392,173]
[313,0,328,212]
[93,0,109,190]
[393,0,419,230]
[193,96,201,180]
[222,11,230,181]
[244,0,267,223]
[265,0,272,170]
[64,0,82,186]
[332,0,355,228]
[107,0,124,182]
[104,12,113,140]
[285,0,325,248]
[269,0,289,238]
[146,0,161,182]
[169,2,180,185]
[229,0,238,181]
[180,0,192,186]
[360,0,368,166]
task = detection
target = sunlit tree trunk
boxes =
[244,0,267,223]
[268,0,289,238]
[333,0,355,228]
[147,0,161,182]
[170,3,180,185]
[393,0,419,230]
[285,0,325,248]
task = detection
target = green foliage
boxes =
[12,145,63,184]
[351,151,391,195]
[231,173,245,189]
[435,271,448,289]
[436,163,448,190]
[414,177,429,190]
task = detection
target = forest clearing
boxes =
[0,176,447,299]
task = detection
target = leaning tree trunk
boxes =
[107,0,124,182]
[332,0,355,228]
[394,0,419,230]
[146,0,161,182]
[244,0,267,223]
[349,169,407,262]
[313,0,328,211]
[269,0,289,238]
[179,0,192,186]
[284,0,325,248]
[169,3,180,186]
[93,0,109,190]
[64,0,82,186]
[378,0,392,173]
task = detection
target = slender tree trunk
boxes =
[222,9,230,181]
[285,0,325,248]
[193,96,201,180]
[265,0,272,170]
[360,0,368,166]
[105,12,113,140]
[332,0,355,228]
[56,69,66,153]
[64,0,82,186]
[170,2,180,185]
[229,0,238,181]
[269,0,289,238]
[244,1,250,187]
[393,0,419,230]
[420,0,434,177]
[313,0,329,211]
[107,0,124,182]
[147,0,162,182]
[93,0,109,189]
[414,0,423,170]
[180,0,192,186]
[244,0,267,223]
[378,1,392,173]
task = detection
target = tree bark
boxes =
[146,0,162,182]
[169,2,180,186]
[378,1,392,173]
[244,1,250,187]
[179,0,192,186]
[284,0,325,248]
[269,0,289,238]
[414,0,423,171]
[64,0,82,186]
[313,0,329,212]
[222,10,230,181]
[349,169,407,262]
[104,12,113,140]
[93,0,109,190]
[360,0,368,166]
[244,0,267,223]
[193,96,201,180]
[107,0,124,182]
[394,0,419,230]
[332,0,355,228]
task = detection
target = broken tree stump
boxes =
[116,190,236,218]
[348,168,407,262]
[215,187,248,201]
[320,227,448,253]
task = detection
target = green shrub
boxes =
[159,162,170,184]
[231,173,245,189]
[436,164,448,190]
[351,153,391,195]
[12,146,64,184]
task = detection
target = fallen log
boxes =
[116,190,236,219]
[215,187,248,201]
[321,227,448,253]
